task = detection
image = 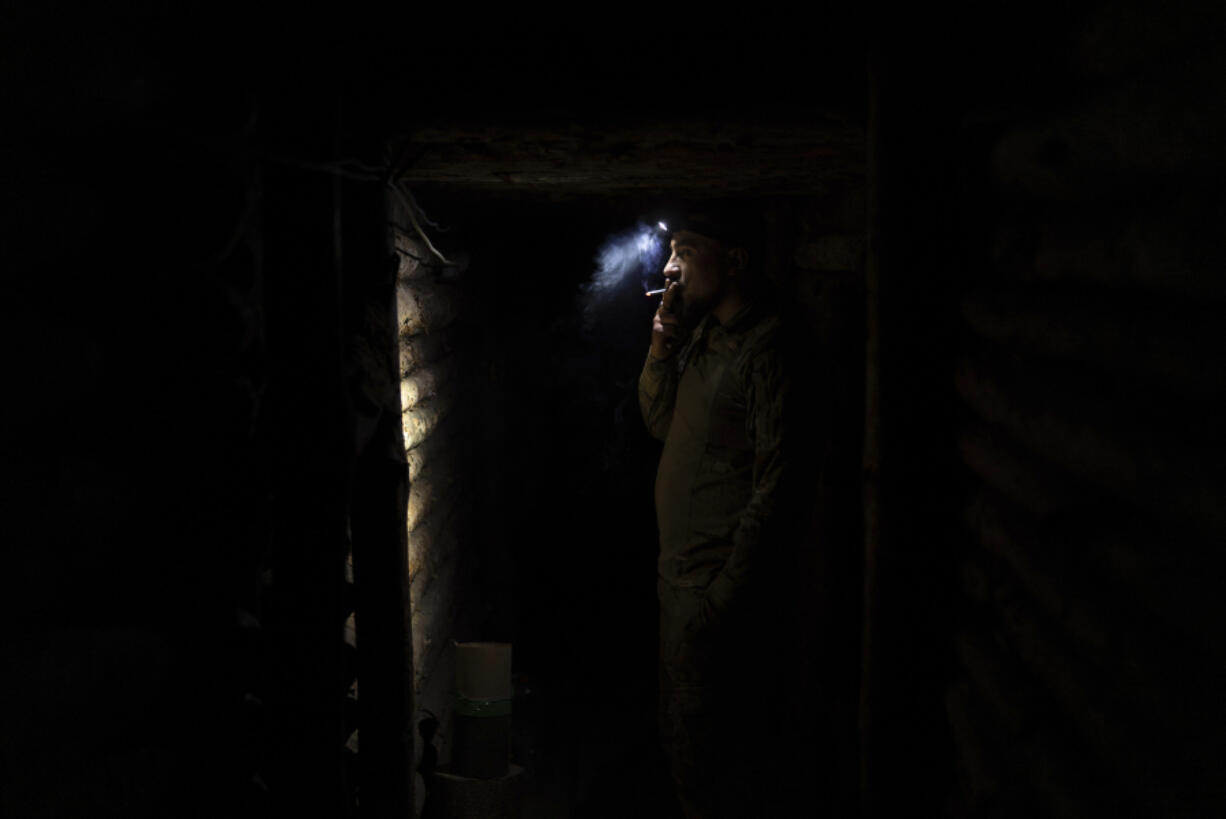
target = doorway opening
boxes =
[395,165,868,815]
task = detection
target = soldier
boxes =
[639,213,791,818]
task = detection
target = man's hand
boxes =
[650,281,684,359]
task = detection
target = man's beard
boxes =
[674,290,713,331]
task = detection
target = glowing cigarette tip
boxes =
[645,288,667,297]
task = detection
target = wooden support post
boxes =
[346,171,416,817]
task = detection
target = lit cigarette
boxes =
[645,288,667,297]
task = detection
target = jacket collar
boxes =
[698,298,764,337]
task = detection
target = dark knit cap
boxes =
[655,203,761,253]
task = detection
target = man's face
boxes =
[662,230,729,323]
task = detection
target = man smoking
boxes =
[639,212,791,818]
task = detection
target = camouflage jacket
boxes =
[639,300,789,620]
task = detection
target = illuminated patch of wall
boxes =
[390,192,475,797]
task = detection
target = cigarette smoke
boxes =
[579,222,667,332]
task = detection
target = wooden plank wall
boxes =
[390,191,480,812]
[943,9,1226,816]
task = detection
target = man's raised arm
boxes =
[638,281,685,441]
[639,350,679,441]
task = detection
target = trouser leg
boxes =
[658,581,765,819]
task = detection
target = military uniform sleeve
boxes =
[703,339,789,619]
[638,350,679,441]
